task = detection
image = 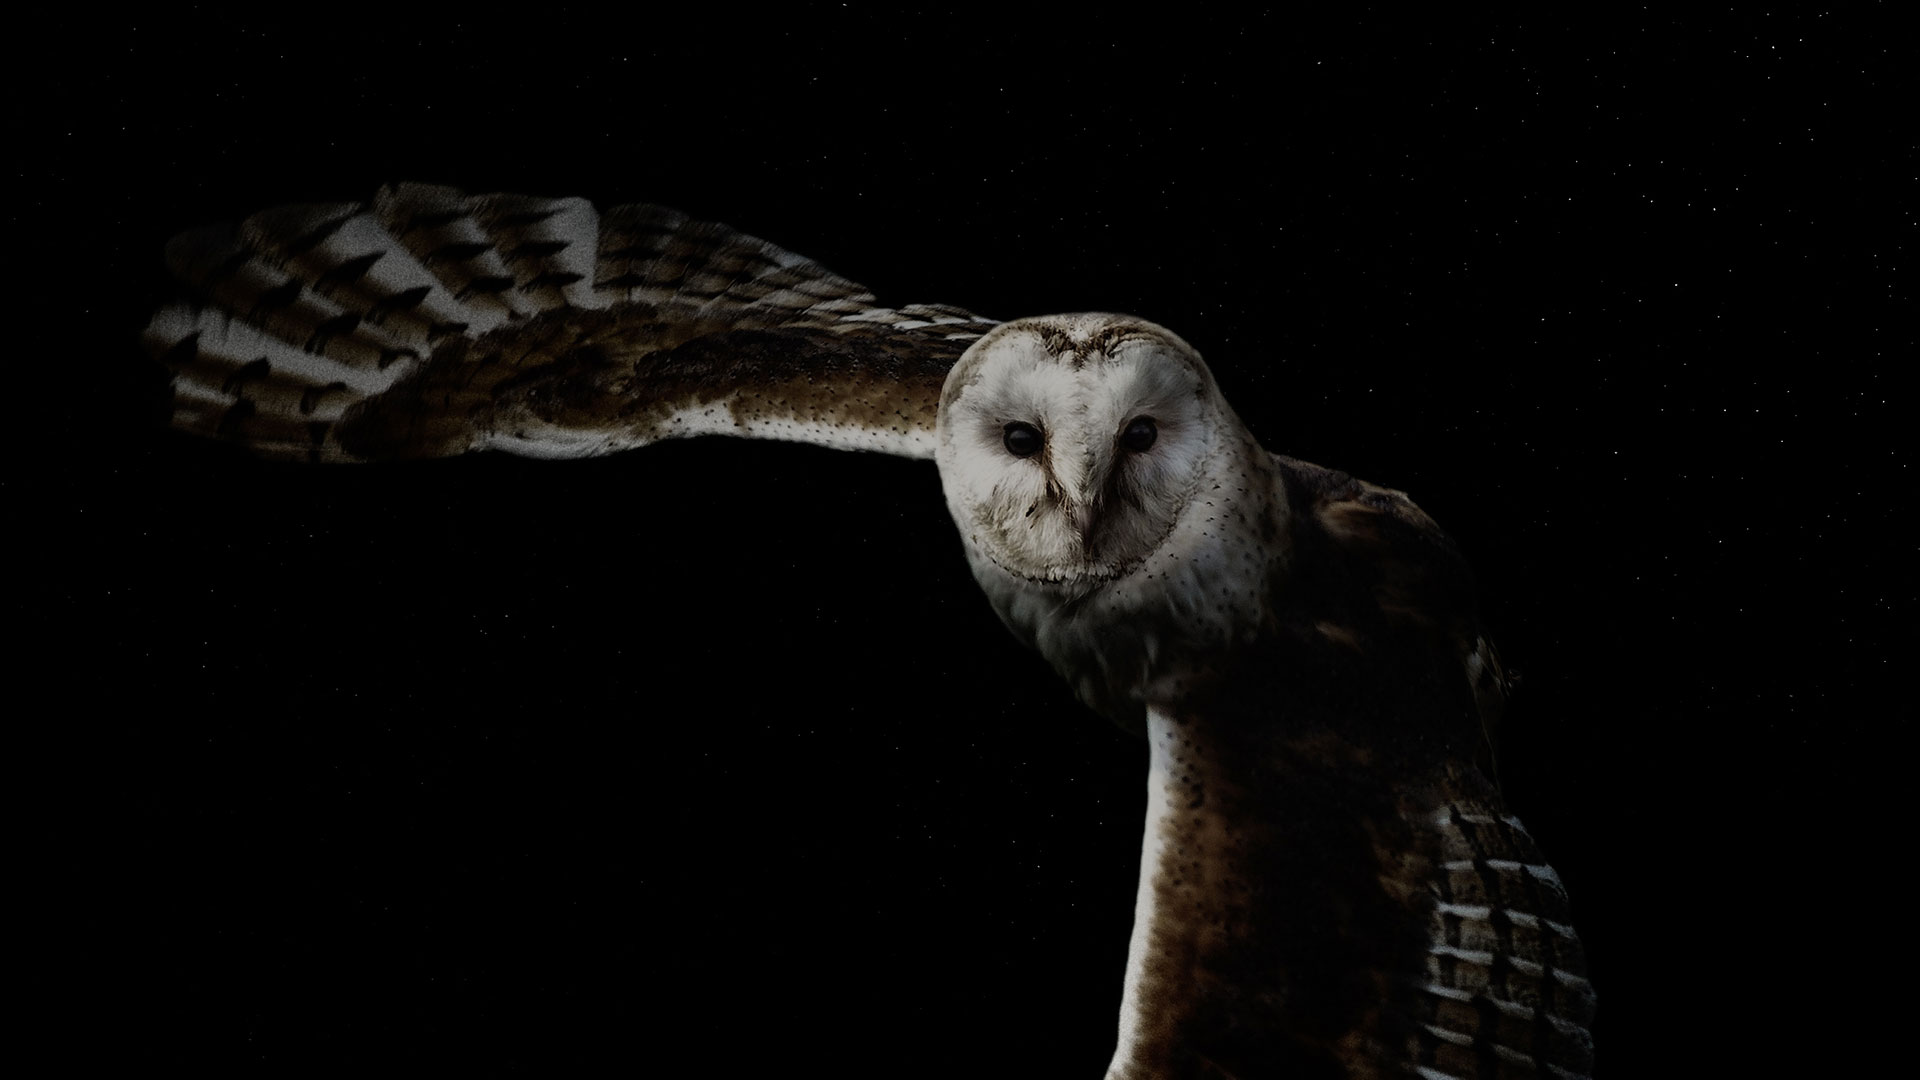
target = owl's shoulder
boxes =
[1262,454,1508,772]
[1273,455,1454,559]
[1270,453,1476,630]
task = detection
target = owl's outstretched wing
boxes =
[144,183,999,462]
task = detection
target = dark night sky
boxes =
[23,8,1907,1075]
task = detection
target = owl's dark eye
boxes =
[1003,422,1044,458]
[1120,416,1158,453]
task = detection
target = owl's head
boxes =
[935,314,1231,588]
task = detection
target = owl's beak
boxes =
[1070,501,1099,557]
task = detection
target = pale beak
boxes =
[1070,501,1098,557]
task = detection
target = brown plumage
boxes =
[1098,461,1592,1077]
[148,182,994,461]
[143,185,1592,1078]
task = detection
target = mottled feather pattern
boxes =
[144,183,998,461]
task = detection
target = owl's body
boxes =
[145,185,1593,1077]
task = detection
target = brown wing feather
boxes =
[1280,457,1594,1077]
[1416,786,1596,1079]
[143,183,999,462]
[1279,454,1511,778]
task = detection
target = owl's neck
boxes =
[1105,703,1438,1078]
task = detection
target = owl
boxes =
[145,183,1594,1078]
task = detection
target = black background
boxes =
[25,8,1906,1075]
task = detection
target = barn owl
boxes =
[144,183,1594,1078]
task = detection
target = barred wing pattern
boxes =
[1418,801,1596,1078]
[144,183,998,462]
[1318,467,1597,1079]
[1111,712,1594,1078]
